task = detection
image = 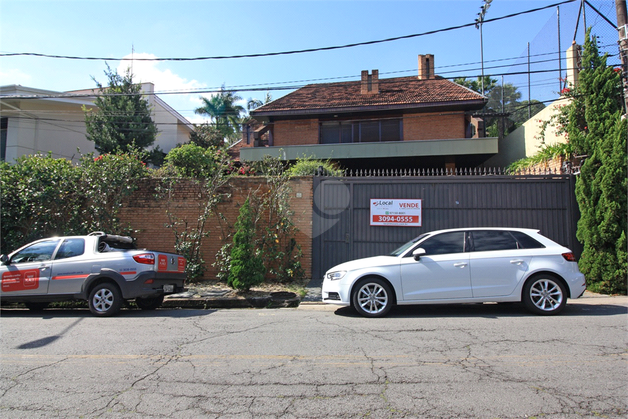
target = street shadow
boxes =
[333,301,627,319]
[3,307,217,350]
[0,306,218,319]
[16,317,84,349]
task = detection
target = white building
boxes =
[0,83,193,163]
[483,42,581,168]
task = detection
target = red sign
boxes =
[370,199,422,227]
[372,215,420,224]
[2,269,40,292]
[158,255,168,272]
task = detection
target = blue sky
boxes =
[0,0,620,123]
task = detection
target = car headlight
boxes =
[326,271,347,281]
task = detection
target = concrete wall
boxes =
[483,97,571,168]
[3,98,97,163]
[1,83,192,164]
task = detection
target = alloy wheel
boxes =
[529,279,564,311]
[356,283,389,315]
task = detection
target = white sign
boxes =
[370,199,422,227]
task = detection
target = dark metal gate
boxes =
[312,173,580,279]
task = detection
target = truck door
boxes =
[48,238,89,295]
[0,239,60,297]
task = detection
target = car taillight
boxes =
[133,253,155,265]
[562,252,576,262]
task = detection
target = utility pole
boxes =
[616,0,628,113]
[475,0,492,96]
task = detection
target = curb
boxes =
[163,292,303,310]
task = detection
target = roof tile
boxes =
[253,76,484,114]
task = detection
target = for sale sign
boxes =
[370,199,422,227]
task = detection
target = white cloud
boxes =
[117,53,212,123]
[0,68,33,86]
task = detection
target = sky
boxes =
[0,0,620,124]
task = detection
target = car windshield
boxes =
[389,233,429,256]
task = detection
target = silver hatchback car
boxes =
[322,228,586,317]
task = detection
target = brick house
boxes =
[241,55,497,171]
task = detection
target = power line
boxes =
[0,0,577,62]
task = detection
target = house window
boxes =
[321,121,352,144]
[320,118,402,144]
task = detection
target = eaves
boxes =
[252,99,487,119]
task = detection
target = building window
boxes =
[321,121,352,144]
[320,118,402,144]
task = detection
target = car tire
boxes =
[351,277,394,318]
[522,274,567,315]
[25,302,49,312]
[88,282,123,317]
[135,295,164,310]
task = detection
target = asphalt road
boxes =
[1,297,626,418]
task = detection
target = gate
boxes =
[312,172,580,279]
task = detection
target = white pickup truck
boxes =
[0,232,187,316]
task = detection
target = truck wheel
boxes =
[135,295,164,310]
[89,283,122,317]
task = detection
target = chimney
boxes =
[418,54,435,80]
[565,42,581,89]
[361,69,379,94]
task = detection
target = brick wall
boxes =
[119,176,313,281]
[270,113,467,146]
[403,112,466,141]
[272,119,319,146]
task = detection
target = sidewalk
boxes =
[162,278,323,309]
[163,281,627,310]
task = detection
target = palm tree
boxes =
[195,86,245,144]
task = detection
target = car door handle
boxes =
[40,266,49,271]
[510,259,525,265]
[453,262,468,268]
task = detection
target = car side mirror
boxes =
[1,254,9,265]
[412,248,426,261]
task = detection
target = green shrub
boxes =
[0,154,82,253]
[0,152,148,254]
[227,198,265,291]
[79,151,148,233]
[163,143,223,178]
[287,157,343,177]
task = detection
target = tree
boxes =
[486,84,545,136]
[455,76,545,137]
[246,92,272,113]
[454,76,497,96]
[565,29,627,294]
[189,123,228,148]
[227,197,265,291]
[194,86,245,144]
[84,66,158,155]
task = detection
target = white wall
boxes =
[1,84,192,164]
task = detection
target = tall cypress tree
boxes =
[84,66,158,154]
[568,29,627,294]
[227,198,266,292]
